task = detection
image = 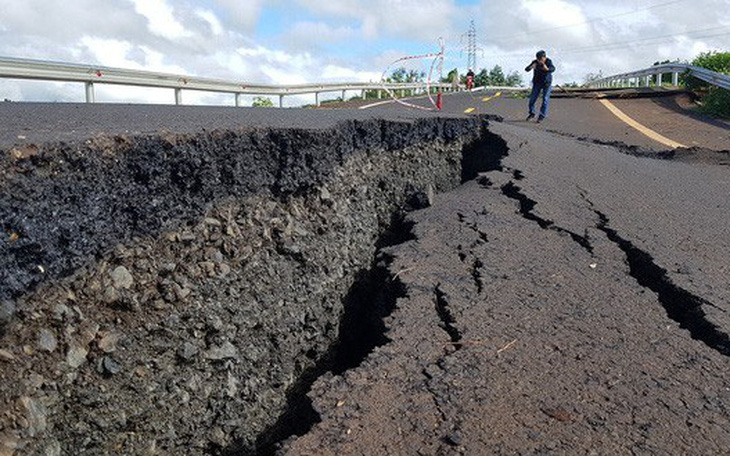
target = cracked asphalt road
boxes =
[1,94,728,454]
[282,121,730,455]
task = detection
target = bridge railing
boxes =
[0,56,471,107]
[589,63,730,91]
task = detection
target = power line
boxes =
[559,30,730,55]
[552,24,728,55]
[484,0,691,42]
[484,24,728,59]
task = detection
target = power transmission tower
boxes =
[461,20,483,70]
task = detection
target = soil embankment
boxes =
[0,116,501,454]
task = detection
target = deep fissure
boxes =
[434,286,463,349]
[594,209,730,356]
[228,124,507,455]
[500,181,594,254]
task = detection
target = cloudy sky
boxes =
[0,0,727,106]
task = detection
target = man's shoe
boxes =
[526,113,535,121]
[537,116,545,123]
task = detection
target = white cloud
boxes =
[130,0,190,40]
[0,0,728,104]
[294,0,459,41]
[213,0,265,30]
[196,9,225,36]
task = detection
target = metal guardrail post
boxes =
[85,82,95,103]
[341,89,346,101]
[235,93,242,107]
[315,92,320,107]
[175,88,182,105]
[279,94,284,108]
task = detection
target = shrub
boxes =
[252,96,274,108]
[684,51,730,118]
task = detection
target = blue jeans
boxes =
[529,82,552,118]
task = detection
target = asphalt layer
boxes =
[0,101,460,149]
[283,120,730,455]
[1,91,727,154]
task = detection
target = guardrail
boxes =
[589,63,730,91]
[0,56,473,107]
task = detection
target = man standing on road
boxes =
[525,50,555,123]
[466,68,476,90]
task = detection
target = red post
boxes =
[436,92,442,110]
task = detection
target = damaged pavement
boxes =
[1,112,729,455]
[282,121,730,455]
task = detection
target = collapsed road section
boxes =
[0,116,503,455]
[282,121,730,456]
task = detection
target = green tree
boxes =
[252,96,274,107]
[583,70,604,87]
[442,68,460,84]
[387,67,424,83]
[488,66,506,86]
[684,51,730,90]
[504,71,523,87]
[474,69,489,87]
[684,51,730,118]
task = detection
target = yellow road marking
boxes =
[482,91,503,103]
[464,107,476,113]
[599,99,686,149]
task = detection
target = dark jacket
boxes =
[525,58,555,86]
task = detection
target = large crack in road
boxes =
[2,113,729,455]
[282,121,730,455]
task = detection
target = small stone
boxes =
[44,440,61,456]
[20,396,47,436]
[319,186,332,201]
[211,250,224,264]
[207,315,223,331]
[0,300,16,327]
[110,266,134,289]
[98,332,121,353]
[177,342,199,361]
[542,407,573,422]
[27,374,45,389]
[1,432,20,455]
[0,349,15,362]
[102,286,119,304]
[200,261,216,276]
[38,329,58,352]
[66,346,88,369]
[101,356,122,376]
[174,284,191,301]
[444,432,462,446]
[218,263,231,277]
[23,345,35,356]
[52,304,71,321]
[204,218,221,226]
[204,341,239,361]
[79,322,100,346]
